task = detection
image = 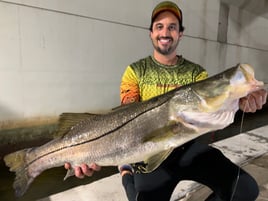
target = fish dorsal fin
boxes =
[52,91,174,140]
[54,113,99,138]
[143,149,174,173]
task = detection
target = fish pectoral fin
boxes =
[64,168,75,180]
[143,121,178,143]
[55,113,99,138]
[144,149,174,172]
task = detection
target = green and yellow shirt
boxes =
[120,56,208,104]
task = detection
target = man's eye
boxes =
[169,25,176,31]
[156,25,163,30]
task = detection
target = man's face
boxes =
[150,11,183,55]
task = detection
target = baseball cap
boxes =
[150,1,184,31]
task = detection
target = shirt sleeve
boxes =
[120,66,140,104]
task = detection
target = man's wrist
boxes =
[118,164,133,176]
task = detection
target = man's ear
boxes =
[149,31,153,39]
[178,31,183,40]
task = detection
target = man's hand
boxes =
[64,163,101,179]
[239,89,267,113]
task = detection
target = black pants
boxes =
[122,141,259,201]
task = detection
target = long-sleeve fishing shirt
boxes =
[120,55,208,104]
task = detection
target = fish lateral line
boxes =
[23,96,172,169]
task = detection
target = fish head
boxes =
[169,63,264,132]
[194,63,264,112]
[228,63,264,98]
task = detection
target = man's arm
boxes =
[120,66,140,104]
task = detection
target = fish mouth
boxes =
[248,80,265,93]
[237,63,265,93]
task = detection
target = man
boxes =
[65,1,267,200]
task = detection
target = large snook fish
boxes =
[4,63,265,197]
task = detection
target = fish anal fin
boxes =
[54,113,99,138]
[64,168,75,180]
[144,149,174,173]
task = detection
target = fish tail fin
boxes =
[4,149,34,197]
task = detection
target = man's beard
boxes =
[155,46,173,55]
[153,37,179,55]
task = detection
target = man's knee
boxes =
[232,170,259,201]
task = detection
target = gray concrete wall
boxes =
[0,0,267,123]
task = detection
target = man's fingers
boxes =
[247,94,257,112]
[240,89,267,113]
[74,166,85,179]
[64,163,71,170]
[81,164,94,177]
[251,91,263,110]
[64,163,101,178]
[259,89,267,104]
[239,97,250,112]
[89,163,101,171]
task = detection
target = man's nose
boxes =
[161,27,171,36]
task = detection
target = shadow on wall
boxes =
[0,104,20,123]
[221,0,268,19]
[217,0,268,82]
[0,102,59,161]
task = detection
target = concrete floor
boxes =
[37,125,268,201]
